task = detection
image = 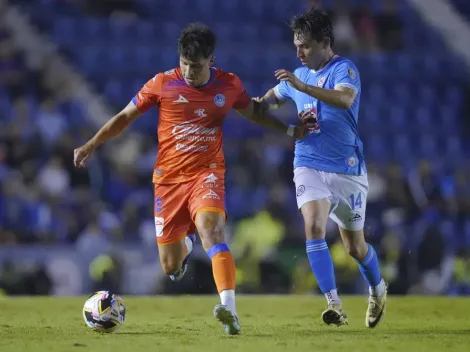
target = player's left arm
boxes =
[274,63,359,109]
[237,100,289,134]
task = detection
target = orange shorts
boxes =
[153,171,226,245]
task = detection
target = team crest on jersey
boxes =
[164,69,175,75]
[348,157,356,167]
[317,76,326,87]
[347,68,356,79]
[214,94,226,107]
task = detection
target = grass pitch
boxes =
[0,296,469,352]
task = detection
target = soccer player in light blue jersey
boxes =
[256,8,388,328]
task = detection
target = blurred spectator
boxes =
[407,160,443,211]
[354,5,379,52]
[36,99,68,147]
[76,222,111,262]
[83,0,137,18]
[37,157,71,198]
[330,0,358,54]
[231,205,285,292]
[375,0,403,50]
[0,31,28,100]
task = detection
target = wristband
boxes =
[287,124,296,137]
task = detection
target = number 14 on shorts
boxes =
[350,192,363,210]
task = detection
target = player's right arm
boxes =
[253,87,288,111]
[74,73,163,168]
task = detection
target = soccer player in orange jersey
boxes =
[74,23,310,335]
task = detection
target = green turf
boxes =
[0,296,469,352]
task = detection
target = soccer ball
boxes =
[82,291,126,333]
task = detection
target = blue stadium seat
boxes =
[445,136,462,157]
[388,106,407,131]
[367,83,386,105]
[82,18,108,42]
[420,135,437,156]
[104,80,124,105]
[53,18,76,45]
[392,83,412,107]
[418,85,436,104]
[445,85,464,106]
[393,134,410,158]
[415,106,432,128]
[135,22,156,43]
[162,22,181,42]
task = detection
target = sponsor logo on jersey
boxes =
[349,213,362,222]
[202,189,220,200]
[194,108,207,117]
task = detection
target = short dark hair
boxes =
[178,23,216,62]
[289,8,334,47]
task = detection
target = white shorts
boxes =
[293,167,369,231]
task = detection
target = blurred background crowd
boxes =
[0,0,469,296]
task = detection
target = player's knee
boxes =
[304,218,326,240]
[160,256,183,275]
[344,243,362,260]
[195,212,225,250]
[342,236,368,261]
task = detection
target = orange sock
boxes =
[211,251,236,292]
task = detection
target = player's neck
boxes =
[314,51,335,71]
[195,69,212,87]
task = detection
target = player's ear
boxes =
[209,55,215,66]
[323,37,330,49]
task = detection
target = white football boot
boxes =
[213,304,241,335]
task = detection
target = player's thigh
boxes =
[294,167,332,239]
[154,183,193,266]
[188,172,226,249]
[327,173,368,232]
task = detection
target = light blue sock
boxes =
[356,244,382,290]
[306,239,337,296]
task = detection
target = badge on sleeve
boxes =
[348,68,356,79]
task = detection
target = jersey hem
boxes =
[293,164,366,176]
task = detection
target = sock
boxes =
[184,234,195,258]
[306,239,340,304]
[325,289,340,305]
[371,279,386,297]
[356,244,384,296]
[220,289,236,315]
[207,243,236,314]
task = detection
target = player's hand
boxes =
[73,143,95,168]
[294,122,316,139]
[275,69,306,92]
[251,97,269,116]
[298,110,316,124]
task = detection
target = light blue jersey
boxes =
[274,56,366,175]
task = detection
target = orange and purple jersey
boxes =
[132,67,250,184]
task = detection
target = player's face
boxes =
[294,33,328,69]
[179,56,214,87]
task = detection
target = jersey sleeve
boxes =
[273,81,291,101]
[131,73,164,112]
[333,61,360,93]
[231,75,251,110]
